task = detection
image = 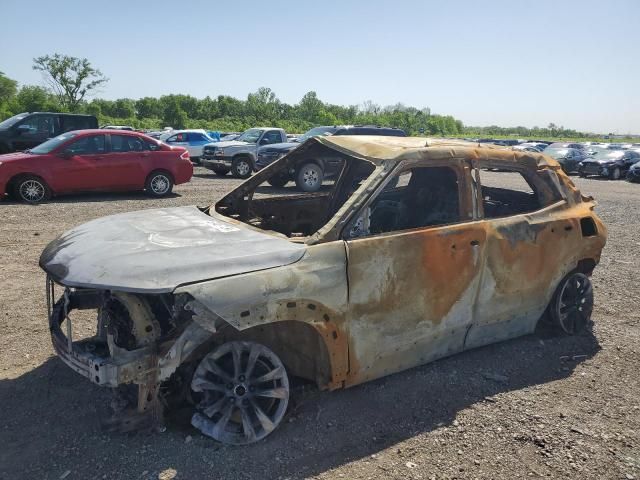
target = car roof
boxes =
[67,129,142,136]
[166,129,207,134]
[311,135,562,170]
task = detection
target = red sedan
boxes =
[0,129,193,203]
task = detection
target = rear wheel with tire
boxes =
[295,162,324,192]
[145,170,173,197]
[13,175,51,204]
[610,167,621,180]
[231,157,252,179]
[548,272,594,335]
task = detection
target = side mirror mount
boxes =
[259,138,269,145]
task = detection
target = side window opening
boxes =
[478,168,542,218]
[111,134,143,153]
[347,166,461,238]
[67,135,106,155]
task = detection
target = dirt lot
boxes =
[0,168,638,480]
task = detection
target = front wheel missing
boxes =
[190,341,290,444]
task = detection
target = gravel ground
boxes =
[0,168,638,480]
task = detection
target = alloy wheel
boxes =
[150,174,170,194]
[191,341,289,444]
[19,179,46,203]
[554,272,593,334]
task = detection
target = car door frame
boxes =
[340,157,487,386]
[464,157,572,350]
[49,133,109,193]
[104,133,148,189]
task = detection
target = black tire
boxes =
[548,271,594,335]
[609,167,621,180]
[13,175,51,204]
[145,170,174,197]
[213,167,229,177]
[295,162,324,192]
[267,174,289,188]
[231,157,252,179]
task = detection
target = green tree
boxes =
[32,53,108,111]
[112,98,135,118]
[297,91,324,122]
[10,85,60,112]
[163,98,187,129]
[136,96,162,119]
[0,71,18,105]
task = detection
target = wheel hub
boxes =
[191,341,290,444]
[237,162,250,175]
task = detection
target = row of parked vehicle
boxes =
[473,138,640,181]
[1,110,638,203]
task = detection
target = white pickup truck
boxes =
[201,127,287,178]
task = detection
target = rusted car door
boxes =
[343,162,486,386]
[464,163,570,349]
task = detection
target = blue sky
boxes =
[1,0,638,133]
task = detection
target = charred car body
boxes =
[42,136,606,445]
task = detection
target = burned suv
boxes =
[42,137,606,445]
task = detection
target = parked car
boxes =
[41,136,606,444]
[607,143,631,150]
[255,125,407,191]
[159,129,217,164]
[626,160,640,182]
[0,129,192,203]
[101,125,134,131]
[545,142,586,152]
[0,112,98,154]
[543,147,587,173]
[513,142,546,153]
[201,127,288,178]
[578,149,640,179]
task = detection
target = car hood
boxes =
[208,140,251,149]
[40,206,306,293]
[0,151,33,162]
[585,158,621,164]
[259,142,299,153]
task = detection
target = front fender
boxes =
[174,241,349,384]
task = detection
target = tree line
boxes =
[0,54,601,138]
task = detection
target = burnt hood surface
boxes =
[40,206,306,293]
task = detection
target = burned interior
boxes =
[213,140,376,238]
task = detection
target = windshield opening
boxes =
[214,141,376,239]
[29,132,77,154]
[235,129,264,144]
[0,113,29,130]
